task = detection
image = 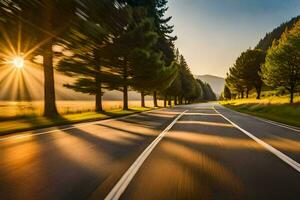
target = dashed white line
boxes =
[213,106,300,173]
[104,110,188,200]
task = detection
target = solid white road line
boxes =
[250,117,300,133]
[218,104,300,133]
[104,110,188,200]
[213,106,300,173]
[0,109,164,143]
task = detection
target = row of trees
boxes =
[225,49,266,99]
[224,18,300,103]
[162,50,216,105]
[0,0,215,117]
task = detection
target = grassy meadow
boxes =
[0,100,164,119]
[220,94,300,127]
[0,100,164,135]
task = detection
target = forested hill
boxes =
[195,75,225,97]
[256,15,300,51]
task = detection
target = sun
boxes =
[12,56,24,69]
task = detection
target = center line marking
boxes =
[104,110,188,200]
[213,106,300,173]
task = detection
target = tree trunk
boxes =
[174,96,177,105]
[164,95,167,107]
[246,89,249,98]
[123,85,128,110]
[43,39,58,117]
[41,0,58,117]
[95,88,102,112]
[123,61,128,110]
[179,96,183,104]
[241,91,244,99]
[290,88,294,104]
[95,75,102,112]
[141,91,145,107]
[256,87,261,99]
[153,91,158,107]
[168,96,171,107]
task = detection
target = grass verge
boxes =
[220,96,300,128]
[0,107,156,136]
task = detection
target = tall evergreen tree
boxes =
[197,79,216,101]
[126,0,177,106]
[225,48,265,99]
[234,49,266,99]
[225,67,245,98]
[262,21,300,104]
[57,0,129,111]
[223,85,232,100]
[106,8,160,110]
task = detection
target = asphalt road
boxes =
[0,102,300,200]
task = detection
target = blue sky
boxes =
[167,0,300,77]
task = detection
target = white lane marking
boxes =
[249,116,300,133]
[104,110,188,200]
[213,106,300,173]
[0,109,166,142]
[218,104,300,133]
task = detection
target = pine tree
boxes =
[231,49,266,99]
[223,85,232,100]
[262,20,300,104]
[106,6,159,110]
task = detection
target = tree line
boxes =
[224,17,300,104]
[0,0,216,117]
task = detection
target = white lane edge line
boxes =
[0,108,167,142]
[248,116,300,133]
[218,104,300,133]
[104,110,188,200]
[213,106,300,173]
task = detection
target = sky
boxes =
[167,0,300,77]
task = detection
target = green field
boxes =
[0,100,163,135]
[220,95,300,127]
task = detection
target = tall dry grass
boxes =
[221,95,300,106]
[220,95,300,127]
[0,100,164,119]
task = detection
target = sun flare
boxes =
[12,57,24,69]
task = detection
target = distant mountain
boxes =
[195,75,225,97]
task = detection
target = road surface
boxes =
[0,102,300,200]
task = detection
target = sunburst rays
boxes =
[0,19,47,101]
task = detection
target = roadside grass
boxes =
[0,107,156,136]
[220,95,300,127]
[0,100,164,120]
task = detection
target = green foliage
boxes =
[262,20,300,103]
[226,49,266,99]
[223,85,231,100]
[161,49,216,104]
[197,79,216,101]
[256,16,300,51]
[57,0,130,111]
[0,0,203,113]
